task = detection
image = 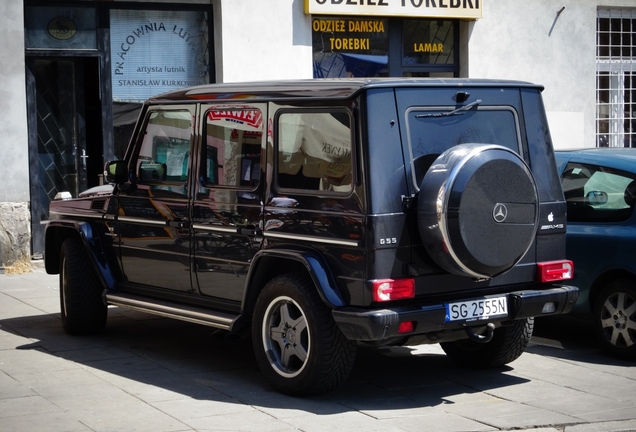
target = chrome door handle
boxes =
[80,149,88,171]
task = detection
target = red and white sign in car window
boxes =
[207,109,263,131]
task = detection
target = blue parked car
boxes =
[555,148,636,360]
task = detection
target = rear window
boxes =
[405,106,521,188]
[276,110,353,194]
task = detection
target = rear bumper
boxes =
[332,285,579,342]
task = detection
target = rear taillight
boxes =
[372,278,415,302]
[537,260,574,282]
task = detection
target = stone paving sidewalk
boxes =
[1,268,635,432]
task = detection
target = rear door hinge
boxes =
[402,194,415,211]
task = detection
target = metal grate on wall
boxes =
[597,9,636,148]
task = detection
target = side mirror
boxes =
[104,160,128,184]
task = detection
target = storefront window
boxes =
[312,16,457,78]
[110,9,210,157]
[110,9,209,102]
[312,17,388,78]
[402,19,455,66]
[25,7,97,50]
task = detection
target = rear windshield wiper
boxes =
[415,99,482,118]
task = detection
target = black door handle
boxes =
[167,220,187,228]
[239,226,261,236]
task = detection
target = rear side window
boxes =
[276,110,353,193]
[405,106,521,188]
[562,162,636,222]
[203,108,264,189]
[135,110,192,183]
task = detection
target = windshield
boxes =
[405,107,521,188]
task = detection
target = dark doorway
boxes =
[26,57,103,256]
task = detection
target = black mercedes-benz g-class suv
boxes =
[45,79,578,395]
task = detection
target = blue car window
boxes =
[562,162,636,223]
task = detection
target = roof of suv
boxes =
[149,78,543,103]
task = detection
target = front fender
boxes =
[44,220,117,290]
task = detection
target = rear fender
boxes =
[242,249,345,315]
[44,220,117,290]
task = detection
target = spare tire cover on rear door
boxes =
[418,144,538,279]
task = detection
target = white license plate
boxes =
[445,296,508,322]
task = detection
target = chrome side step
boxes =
[105,292,238,331]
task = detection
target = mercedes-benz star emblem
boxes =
[493,203,508,223]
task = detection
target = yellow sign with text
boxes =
[313,18,386,53]
[305,0,482,19]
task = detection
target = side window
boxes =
[135,110,192,183]
[204,108,264,188]
[277,110,353,193]
[562,162,636,222]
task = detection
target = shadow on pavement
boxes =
[0,307,533,412]
[529,314,634,368]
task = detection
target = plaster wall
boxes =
[0,1,29,202]
[0,1,30,265]
[215,0,313,82]
[465,1,630,150]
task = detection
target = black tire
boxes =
[59,237,107,335]
[593,279,636,360]
[440,318,534,368]
[252,273,356,395]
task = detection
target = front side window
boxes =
[562,162,636,222]
[135,110,192,183]
[277,111,353,193]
